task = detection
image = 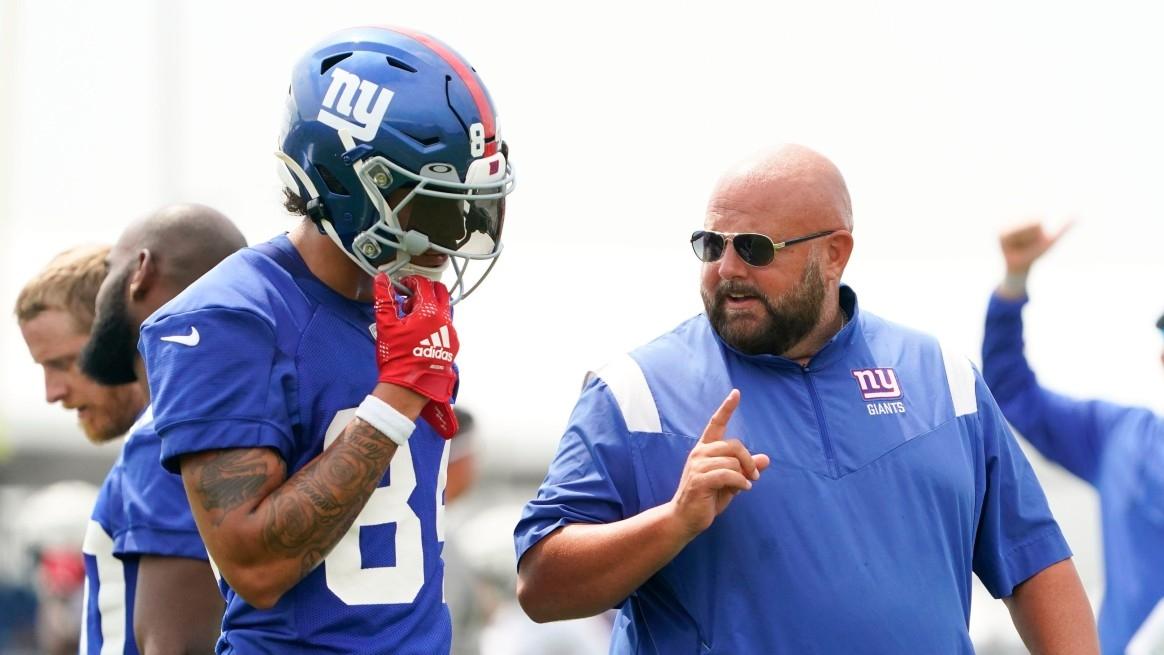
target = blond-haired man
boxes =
[16,245,148,654]
[16,245,146,441]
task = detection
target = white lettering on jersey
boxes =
[321,408,449,606]
[317,68,394,142]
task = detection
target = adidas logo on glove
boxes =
[413,326,454,362]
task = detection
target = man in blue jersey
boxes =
[138,26,513,654]
[515,145,1099,654]
[15,244,147,655]
[984,222,1164,653]
[78,203,245,653]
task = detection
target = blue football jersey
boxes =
[140,235,451,655]
[82,451,136,655]
[80,407,209,655]
[984,293,1164,653]
[515,286,1071,654]
[115,408,210,562]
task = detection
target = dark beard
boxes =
[80,267,139,385]
[703,258,826,356]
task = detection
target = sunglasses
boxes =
[690,229,836,267]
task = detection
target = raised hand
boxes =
[372,274,459,408]
[999,221,1073,276]
[669,390,771,537]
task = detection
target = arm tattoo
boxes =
[195,449,279,524]
[260,418,398,576]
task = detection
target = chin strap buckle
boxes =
[305,198,328,234]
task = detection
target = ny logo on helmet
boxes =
[317,68,395,142]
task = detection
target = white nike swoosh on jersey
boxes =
[160,327,200,347]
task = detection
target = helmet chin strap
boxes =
[278,147,430,291]
[276,150,381,275]
[275,150,319,199]
[397,260,449,282]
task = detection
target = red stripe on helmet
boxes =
[381,26,497,147]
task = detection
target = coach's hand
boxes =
[669,389,770,537]
[373,275,459,433]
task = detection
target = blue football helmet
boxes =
[277,26,515,302]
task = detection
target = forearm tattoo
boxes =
[261,419,398,576]
[195,449,280,526]
[192,418,398,578]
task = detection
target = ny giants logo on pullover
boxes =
[852,367,906,415]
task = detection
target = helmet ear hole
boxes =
[385,56,417,73]
[400,130,441,147]
[314,164,350,196]
[320,53,352,75]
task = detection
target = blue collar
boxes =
[252,234,374,325]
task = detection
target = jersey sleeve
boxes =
[972,373,1073,598]
[513,378,640,568]
[141,307,297,473]
[982,292,1140,483]
[114,425,208,561]
[89,463,127,547]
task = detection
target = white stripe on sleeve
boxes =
[940,343,978,418]
[589,353,662,433]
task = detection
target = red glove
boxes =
[373,274,459,416]
[420,400,459,438]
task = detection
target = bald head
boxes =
[81,203,246,387]
[708,144,853,233]
[700,145,855,360]
[112,203,247,292]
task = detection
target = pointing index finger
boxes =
[700,389,740,444]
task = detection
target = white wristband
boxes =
[355,395,415,446]
[999,272,1029,298]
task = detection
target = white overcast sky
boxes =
[2,0,1163,640]
[3,0,1163,459]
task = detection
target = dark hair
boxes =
[283,188,308,217]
